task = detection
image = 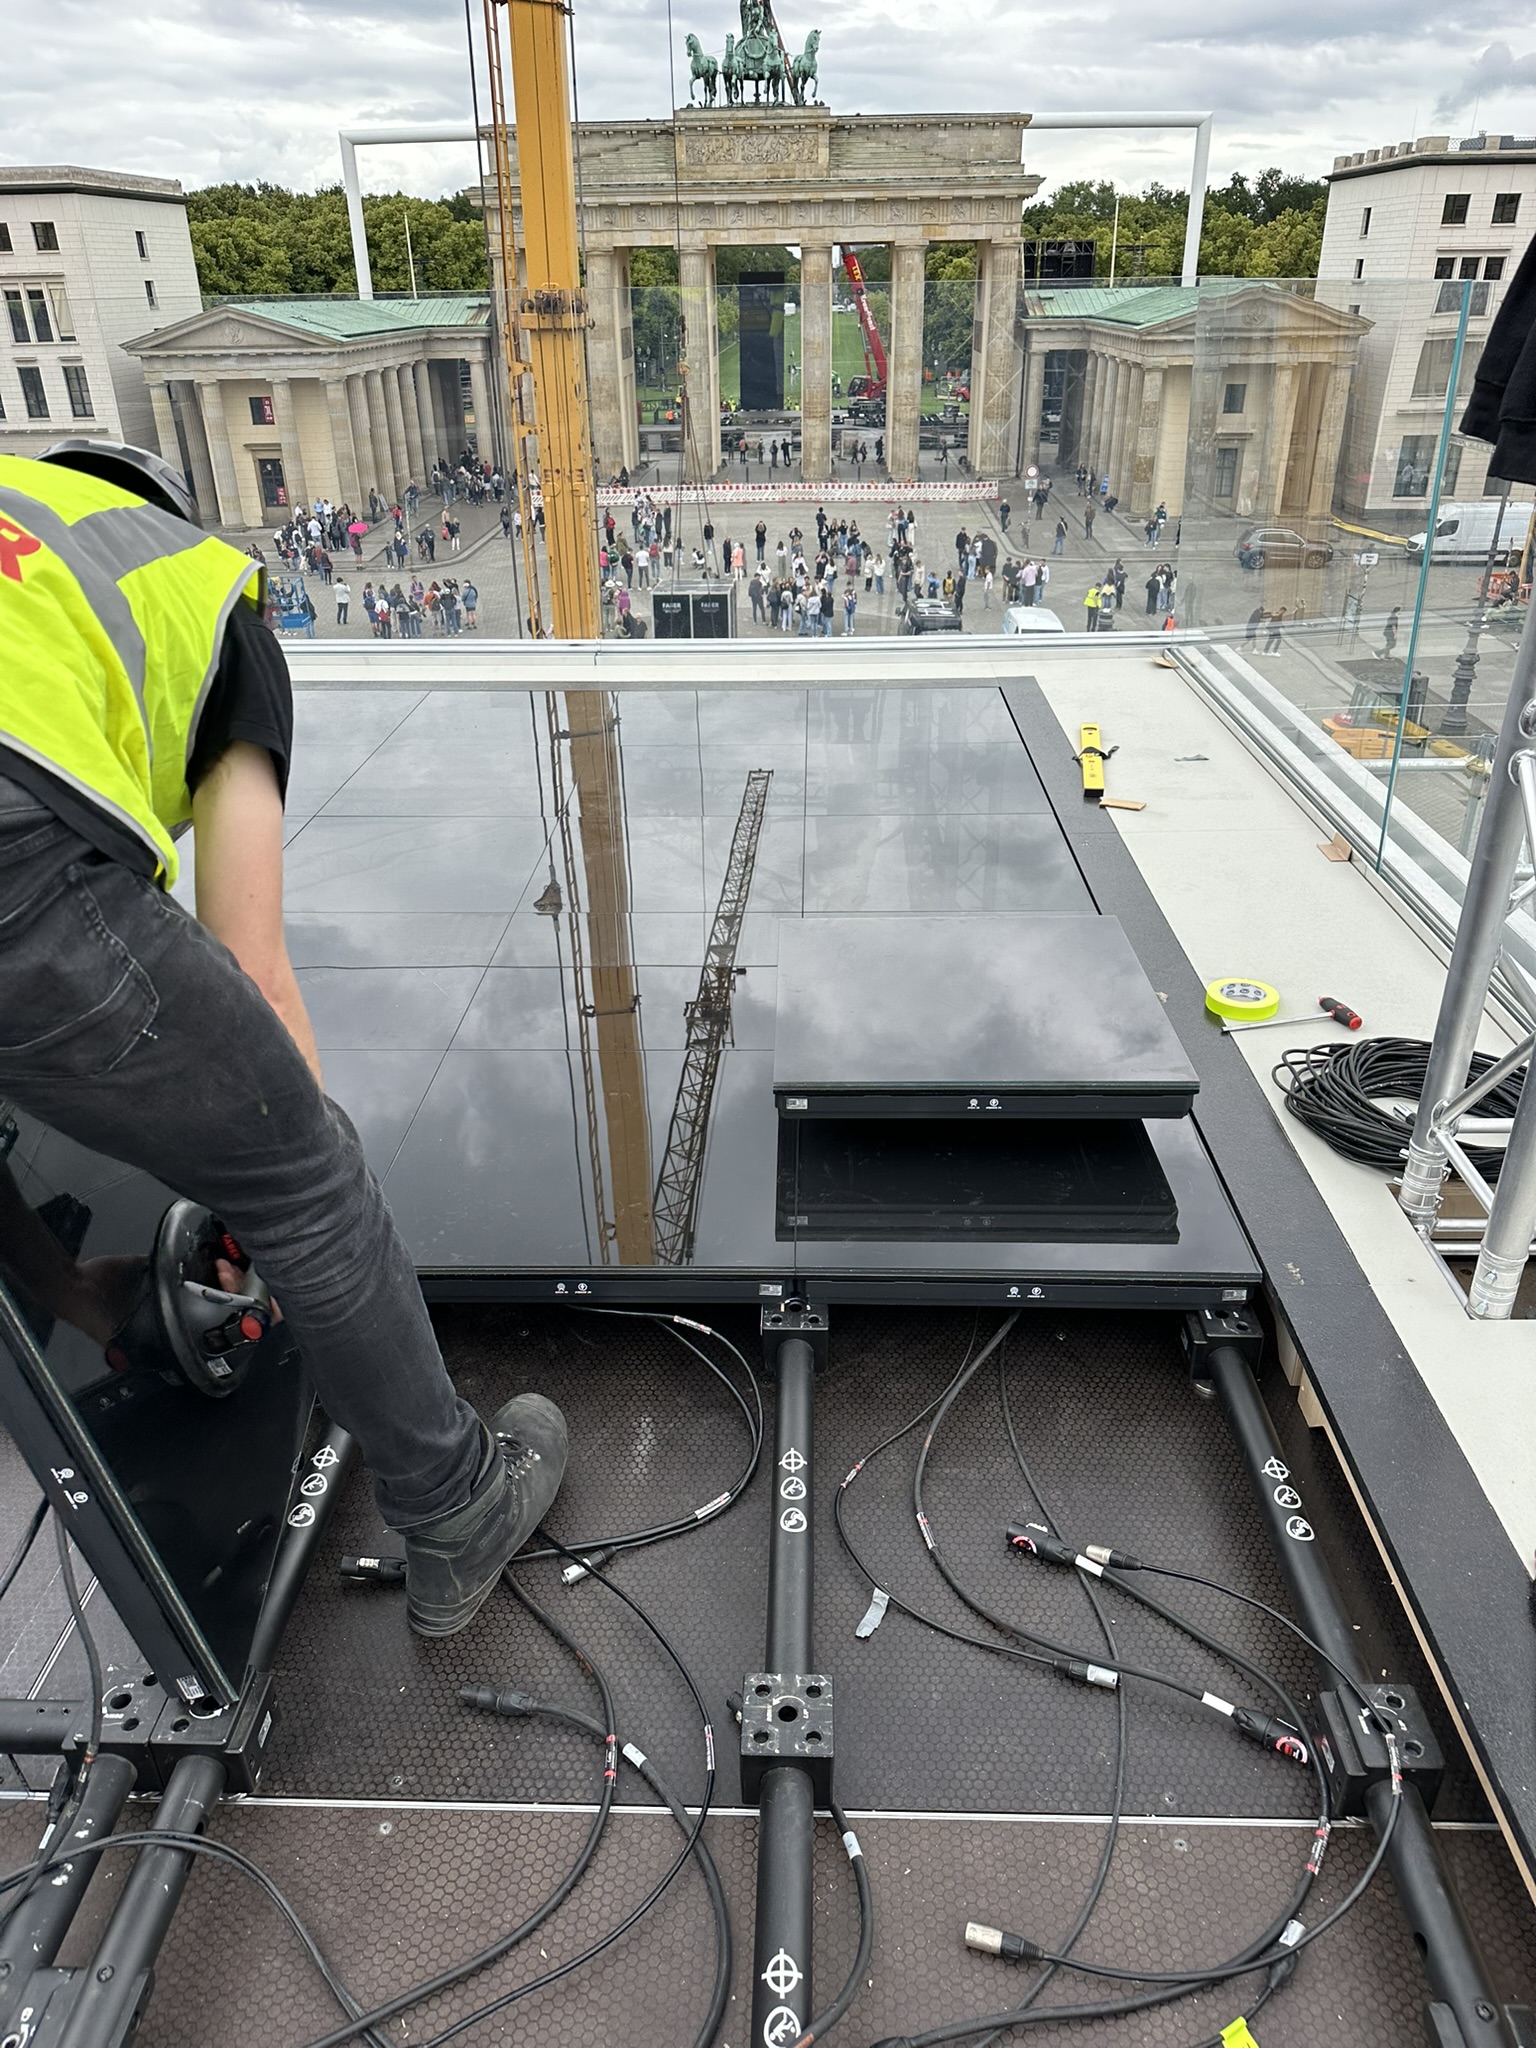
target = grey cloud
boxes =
[1434,43,1536,120]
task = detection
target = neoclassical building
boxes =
[1019,283,1369,520]
[124,295,497,526]
[481,110,1041,482]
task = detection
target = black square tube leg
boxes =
[1207,1337,1517,2048]
[751,1328,820,2048]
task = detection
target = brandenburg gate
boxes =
[486,110,1040,483]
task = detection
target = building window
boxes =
[1442,194,1470,225]
[1436,280,1463,312]
[0,225,10,253]
[1412,337,1482,399]
[1493,193,1521,225]
[1360,206,1372,237]
[1460,256,1481,279]
[1348,302,1361,315]
[1222,382,1246,414]
[48,287,74,340]
[3,291,26,344]
[1394,435,1437,496]
[1352,257,1363,279]
[30,221,58,251]
[63,364,93,418]
[1471,282,1491,316]
[1214,447,1238,500]
[0,386,6,420]
[25,290,52,343]
[1485,256,1506,281]
[249,394,275,425]
[144,279,157,310]
[18,367,49,420]
[1434,256,1455,278]
[135,229,148,259]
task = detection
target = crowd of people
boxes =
[336,576,480,637]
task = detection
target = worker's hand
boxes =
[215,1257,283,1325]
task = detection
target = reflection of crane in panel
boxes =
[652,769,773,1266]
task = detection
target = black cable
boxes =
[52,1512,101,1777]
[520,1310,764,1569]
[790,1798,872,2048]
[410,1563,719,2048]
[1273,1035,1524,1176]
[452,1691,731,2048]
[0,1495,46,1605]
[292,1578,623,2048]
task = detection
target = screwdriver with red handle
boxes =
[1222,995,1363,1036]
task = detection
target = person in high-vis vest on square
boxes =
[0,444,566,1637]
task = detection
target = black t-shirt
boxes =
[1,600,293,877]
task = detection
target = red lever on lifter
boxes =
[1318,996,1362,1029]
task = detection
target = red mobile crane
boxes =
[840,246,888,401]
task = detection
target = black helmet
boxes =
[40,438,200,526]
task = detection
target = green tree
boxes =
[188,215,290,297]
[1021,165,1329,281]
[184,181,489,297]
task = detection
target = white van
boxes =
[1404,500,1533,562]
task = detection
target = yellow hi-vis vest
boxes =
[0,452,261,885]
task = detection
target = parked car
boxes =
[901,597,961,634]
[1404,501,1534,562]
[1001,605,1067,635]
[1234,528,1334,570]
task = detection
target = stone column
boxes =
[414,361,441,472]
[363,369,395,502]
[269,375,308,514]
[397,363,428,486]
[177,379,218,519]
[799,240,833,483]
[194,378,243,529]
[1130,365,1165,517]
[1097,358,1121,482]
[326,375,362,508]
[679,243,721,480]
[1110,358,1136,500]
[346,373,377,507]
[147,379,180,469]
[584,246,628,478]
[466,352,494,470]
[1261,364,1300,519]
[1018,342,1046,478]
[888,240,926,483]
[1306,360,1350,526]
[1077,353,1100,479]
[967,237,1023,477]
[381,366,410,500]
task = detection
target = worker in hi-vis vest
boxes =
[0,443,565,1636]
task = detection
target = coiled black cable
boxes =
[1273,1036,1524,1176]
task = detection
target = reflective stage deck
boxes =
[275,684,1258,1302]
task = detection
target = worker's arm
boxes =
[190,741,322,1086]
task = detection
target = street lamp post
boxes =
[1442,484,1511,740]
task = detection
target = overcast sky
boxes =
[6,0,1536,206]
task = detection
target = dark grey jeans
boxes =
[0,774,482,1529]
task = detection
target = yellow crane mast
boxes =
[482,0,603,639]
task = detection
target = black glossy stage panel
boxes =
[273,684,1259,1305]
[773,914,1199,1118]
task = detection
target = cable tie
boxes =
[855,1587,891,1638]
[1220,2019,1263,2048]
[695,1491,731,1520]
[621,1741,647,1769]
[841,1459,865,1487]
[916,1511,936,1552]
[1202,1691,1236,1717]
[842,1828,864,1861]
[1074,1553,1105,1577]
[704,1724,715,1770]
[672,1316,714,1335]
[1278,1919,1305,1949]
[1306,1820,1332,1877]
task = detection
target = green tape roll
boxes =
[1205,977,1280,1022]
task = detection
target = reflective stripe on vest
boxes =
[0,457,258,883]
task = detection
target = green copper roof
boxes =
[1028,281,1255,327]
[226,295,490,338]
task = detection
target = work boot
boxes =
[400,1394,568,1637]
